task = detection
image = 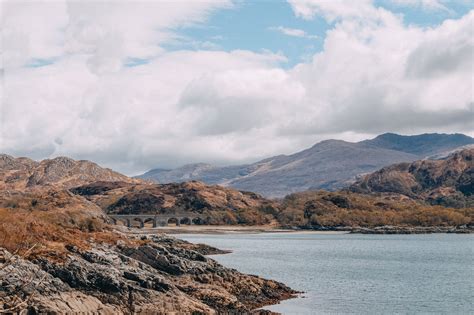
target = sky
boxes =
[0,0,473,175]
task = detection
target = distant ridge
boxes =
[138,133,474,198]
[361,133,474,156]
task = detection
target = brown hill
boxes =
[350,149,473,207]
[276,190,473,230]
[0,154,141,191]
[71,181,278,225]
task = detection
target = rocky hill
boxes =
[350,149,474,207]
[138,133,474,198]
[71,181,278,225]
[276,190,473,232]
[0,154,140,191]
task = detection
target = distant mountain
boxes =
[139,163,215,183]
[361,133,474,156]
[0,154,140,190]
[350,148,474,208]
[138,133,474,198]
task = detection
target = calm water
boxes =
[179,233,474,314]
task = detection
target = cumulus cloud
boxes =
[1,0,473,175]
[2,0,232,71]
[284,6,473,135]
[268,26,318,39]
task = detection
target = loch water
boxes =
[180,233,474,314]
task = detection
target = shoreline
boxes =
[117,225,349,235]
[115,224,473,235]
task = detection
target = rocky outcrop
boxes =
[0,248,121,314]
[350,149,474,207]
[0,234,296,314]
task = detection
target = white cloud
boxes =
[2,0,232,71]
[1,0,473,175]
[284,4,473,135]
[268,26,318,39]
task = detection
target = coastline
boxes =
[0,232,298,313]
[115,224,473,235]
[118,225,349,235]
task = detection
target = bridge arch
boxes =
[143,217,155,228]
[131,217,144,228]
[167,217,180,226]
[179,217,192,225]
[192,217,204,225]
[112,217,131,227]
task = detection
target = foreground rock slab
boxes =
[0,234,296,314]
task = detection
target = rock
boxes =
[0,248,120,314]
[0,235,296,314]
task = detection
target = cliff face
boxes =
[350,149,474,207]
[0,154,140,191]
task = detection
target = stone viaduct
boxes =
[109,212,205,228]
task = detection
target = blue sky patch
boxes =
[164,0,473,67]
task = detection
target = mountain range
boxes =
[138,133,474,198]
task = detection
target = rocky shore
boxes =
[0,234,297,314]
[349,225,473,234]
[287,225,474,234]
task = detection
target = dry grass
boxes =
[0,208,107,258]
[0,189,128,260]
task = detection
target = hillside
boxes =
[350,149,474,208]
[71,181,278,225]
[0,154,140,190]
[276,190,473,232]
[138,133,474,197]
